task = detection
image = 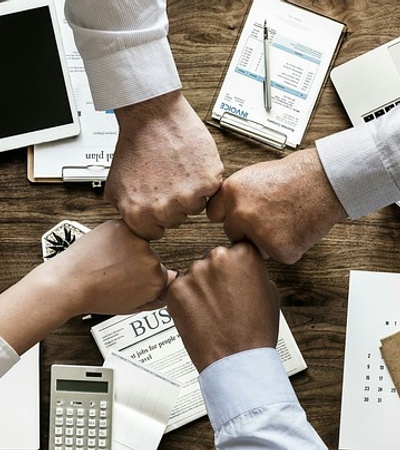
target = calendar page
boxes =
[339,270,400,450]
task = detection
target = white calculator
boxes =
[49,365,114,450]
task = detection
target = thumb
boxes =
[166,269,180,286]
[207,190,226,223]
[160,265,179,289]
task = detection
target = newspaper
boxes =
[91,308,307,431]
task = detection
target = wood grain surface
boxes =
[1,1,400,448]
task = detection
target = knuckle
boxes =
[208,245,230,261]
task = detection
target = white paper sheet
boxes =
[104,351,181,450]
[0,344,40,450]
[339,271,400,449]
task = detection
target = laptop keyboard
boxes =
[363,99,400,122]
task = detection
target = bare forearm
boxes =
[0,264,73,355]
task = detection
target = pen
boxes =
[263,19,272,112]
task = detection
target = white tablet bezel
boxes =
[0,0,80,152]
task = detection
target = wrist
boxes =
[115,90,183,130]
[0,263,74,355]
[297,147,348,224]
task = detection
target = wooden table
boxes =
[1,0,400,448]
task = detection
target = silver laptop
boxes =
[331,36,400,126]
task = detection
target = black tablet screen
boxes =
[0,6,73,139]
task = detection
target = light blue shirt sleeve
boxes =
[64,0,181,110]
[316,107,400,219]
[199,348,327,449]
[0,337,20,379]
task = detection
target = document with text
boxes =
[209,0,346,148]
[91,308,307,432]
[339,271,400,450]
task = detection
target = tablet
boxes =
[0,0,80,152]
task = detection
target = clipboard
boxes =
[27,146,110,188]
[206,0,347,150]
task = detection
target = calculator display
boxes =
[56,379,109,394]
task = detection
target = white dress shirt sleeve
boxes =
[199,348,327,449]
[64,0,182,111]
[316,107,400,219]
[0,337,20,378]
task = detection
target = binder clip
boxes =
[62,165,110,189]
[219,112,287,150]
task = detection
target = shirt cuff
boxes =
[0,336,20,378]
[199,348,298,431]
[81,37,182,111]
[316,119,400,219]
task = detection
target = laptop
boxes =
[331,36,400,126]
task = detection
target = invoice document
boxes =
[211,0,345,148]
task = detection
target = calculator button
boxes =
[77,408,84,416]
[65,417,74,426]
[99,410,107,418]
[100,401,107,409]
[89,408,97,417]
[65,427,74,436]
[76,418,85,427]
[66,407,74,416]
[56,407,64,416]
[99,438,107,448]
[88,418,96,427]
[55,417,64,426]
[65,447,73,450]
[99,419,107,428]
[76,428,84,437]
[55,447,62,450]
[88,428,96,437]
[65,437,74,446]
[54,427,63,436]
[99,429,107,438]
[54,436,63,445]
[76,437,84,447]
[88,438,96,447]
